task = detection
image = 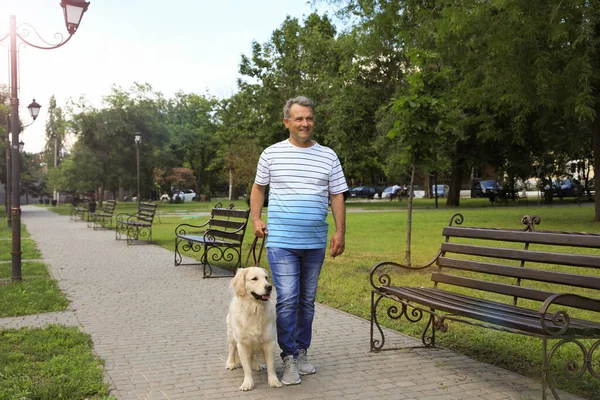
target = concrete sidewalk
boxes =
[1,206,581,400]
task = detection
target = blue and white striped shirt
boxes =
[255,139,348,249]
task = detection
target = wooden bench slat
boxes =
[437,257,600,290]
[431,272,600,311]
[387,286,600,333]
[440,242,600,269]
[442,226,600,248]
[381,286,600,336]
[208,219,247,230]
[212,209,250,218]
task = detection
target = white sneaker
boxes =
[281,355,301,385]
[297,349,316,375]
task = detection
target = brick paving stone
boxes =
[0,205,585,400]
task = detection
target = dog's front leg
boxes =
[236,344,255,391]
[225,336,240,370]
[263,343,282,388]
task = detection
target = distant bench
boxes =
[115,202,158,245]
[493,189,528,206]
[70,201,96,222]
[87,200,117,230]
[369,213,600,399]
[174,203,250,278]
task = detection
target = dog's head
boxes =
[231,267,273,301]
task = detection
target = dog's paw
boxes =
[225,362,240,370]
[268,377,282,388]
[239,379,255,391]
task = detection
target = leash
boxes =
[244,233,266,268]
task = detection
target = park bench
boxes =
[174,203,250,278]
[493,189,528,206]
[541,189,582,205]
[69,201,96,222]
[369,213,600,400]
[87,200,117,230]
[115,202,158,245]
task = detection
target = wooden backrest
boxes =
[434,214,600,312]
[137,202,157,224]
[103,200,116,214]
[206,205,250,244]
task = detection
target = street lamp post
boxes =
[1,0,90,281]
[134,132,142,213]
[4,117,10,227]
[5,100,41,228]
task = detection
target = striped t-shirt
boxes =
[255,139,348,249]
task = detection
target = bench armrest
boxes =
[369,250,441,290]
[538,293,600,336]
[175,221,210,236]
[116,212,137,223]
[202,226,245,243]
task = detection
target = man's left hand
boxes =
[330,231,345,258]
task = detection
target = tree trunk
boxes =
[447,141,467,207]
[228,169,233,201]
[98,184,105,207]
[405,162,416,267]
[594,110,600,221]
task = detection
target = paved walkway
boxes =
[0,206,582,400]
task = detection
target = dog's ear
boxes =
[232,268,247,296]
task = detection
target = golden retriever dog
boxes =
[225,267,282,391]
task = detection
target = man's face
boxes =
[283,104,314,145]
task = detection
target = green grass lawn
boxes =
[0,324,115,400]
[0,209,67,317]
[44,198,600,398]
[0,207,111,399]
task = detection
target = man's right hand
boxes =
[250,183,268,238]
[253,220,268,238]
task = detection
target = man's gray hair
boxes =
[283,96,314,119]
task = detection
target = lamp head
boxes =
[19,140,24,152]
[28,99,42,121]
[134,132,142,144]
[60,0,90,35]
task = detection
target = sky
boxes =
[0,0,332,154]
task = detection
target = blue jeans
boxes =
[267,247,326,359]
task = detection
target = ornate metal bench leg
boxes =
[202,247,212,278]
[174,238,183,266]
[422,314,436,347]
[542,338,550,400]
[370,292,386,352]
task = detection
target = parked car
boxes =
[380,185,404,199]
[431,184,449,198]
[349,186,377,199]
[471,180,502,198]
[159,193,170,201]
[543,179,583,199]
[172,189,196,202]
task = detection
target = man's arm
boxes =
[329,192,346,258]
[250,183,268,237]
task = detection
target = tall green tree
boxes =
[43,96,67,169]
[165,92,219,197]
[387,51,456,264]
